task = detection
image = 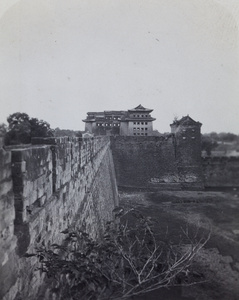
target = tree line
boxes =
[201,132,239,156]
[0,112,238,149]
[0,112,82,145]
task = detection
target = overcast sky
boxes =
[0,0,239,133]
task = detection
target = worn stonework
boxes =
[1,129,238,300]
[0,136,118,300]
[0,145,18,300]
[110,133,204,191]
[110,135,181,190]
[202,156,239,187]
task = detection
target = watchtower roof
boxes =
[128,104,153,113]
[170,115,202,127]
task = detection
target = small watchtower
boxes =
[170,115,204,189]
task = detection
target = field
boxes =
[119,188,239,300]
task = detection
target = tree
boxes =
[218,132,238,143]
[0,123,7,146]
[201,135,218,156]
[5,112,54,145]
[29,209,210,300]
[30,118,54,138]
[5,113,31,145]
[0,123,7,137]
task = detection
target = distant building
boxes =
[83,104,156,136]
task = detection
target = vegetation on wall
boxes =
[28,208,210,300]
[4,112,54,145]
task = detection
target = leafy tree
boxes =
[218,132,238,143]
[204,132,239,144]
[0,123,7,137]
[201,135,218,156]
[28,209,210,300]
[5,113,31,145]
[4,112,54,145]
[30,118,54,138]
[0,123,7,146]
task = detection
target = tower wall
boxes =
[172,118,204,190]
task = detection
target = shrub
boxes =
[28,208,210,300]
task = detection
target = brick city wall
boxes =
[202,156,239,187]
[110,135,204,191]
[0,136,118,300]
[1,133,238,299]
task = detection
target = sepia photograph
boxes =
[0,0,239,299]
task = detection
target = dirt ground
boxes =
[119,188,239,300]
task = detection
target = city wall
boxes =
[0,136,118,300]
[110,135,204,190]
[202,156,239,187]
[1,134,239,300]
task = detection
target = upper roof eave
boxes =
[128,104,153,113]
[170,115,202,127]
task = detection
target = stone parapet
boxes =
[0,136,118,300]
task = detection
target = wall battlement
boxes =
[0,136,118,300]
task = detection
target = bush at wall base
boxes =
[26,209,210,300]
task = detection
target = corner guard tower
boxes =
[171,116,204,190]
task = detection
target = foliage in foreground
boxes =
[5,112,54,145]
[29,208,210,300]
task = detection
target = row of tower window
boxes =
[133,114,150,118]
[133,122,148,125]
[133,133,148,136]
[105,116,121,120]
[96,123,120,127]
[133,128,148,131]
